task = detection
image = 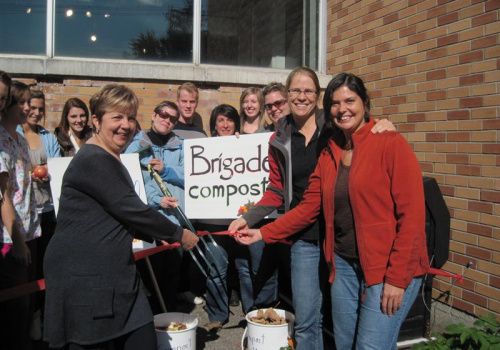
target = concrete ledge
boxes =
[0,55,332,87]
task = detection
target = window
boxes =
[201,0,319,70]
[0,0,321,70]
[0,0,46,55]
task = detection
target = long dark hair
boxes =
[209,104,240,137]
[59,97,90,133]
[323,73,371,131]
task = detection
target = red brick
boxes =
[452,253,477,268]
[457,165,481,176]
[440,185,455,196]
[459,97,483,108]
[426,69,446,80]
[342,62,354,71]
[448,132,471,142]
[375,43,391,54]
[448,110,470,120]
[390,96,407,105]
[390,77,406,87]
[427,91,446,100]
[426,133,446,142]
[420,163,434,172]
[483,144,500,154]
[398,123,416,132]
[459,74,484,85]
[438,12,458,26]
[361,30,375,41]
[400,25,416,38]
[391,57,407,68]
[466,246,492,261]
[483,120,500,130]
[368,2,382,12]
[453,298,475,314]
[446,154,469,164]
[437,33,459,47]
[468,223,492,237]
[384,13,398,25]
[486,0,500,10]
[462,290,488,308]
[408,113,426,122]
[368,54,381,64]
[408,33,426,45]
[491,275,500,289]
[481,190,500,203]
[472,12,498,27]
[468,201,494,214]
[460,51,484,64]
[427,47,448,60]
[472,35,498,50]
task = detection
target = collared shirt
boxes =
[0,125,41,242]
[290,121,320,241]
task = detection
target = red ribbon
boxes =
[0,242,180,302]
[427,268,464,284]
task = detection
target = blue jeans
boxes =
[331,253,423,350]
[291,240,323,350]
[248,240,278,307]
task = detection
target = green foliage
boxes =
[411,313,500,350]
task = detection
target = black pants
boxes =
[65,322,156,350]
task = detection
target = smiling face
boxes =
[152,106,178,135]
[67,107,88,136]
[92,109,136,156]
[6,90,30,126]
[242,93,261,120]
[264,90,289,124]
[177,90,198,123]
[215,114,236,136]
[27,97,45,127]
[331,85,367,136]
[288,73,318,122]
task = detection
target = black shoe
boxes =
[229,289,240,307]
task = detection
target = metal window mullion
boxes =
[46,0,55,57]
[318,0,326,74]
[193,0,201,66]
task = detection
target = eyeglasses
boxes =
[288,89,317,97]
[157,111,179,123]
[264,99,287,111]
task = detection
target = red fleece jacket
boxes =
[261,119,429,288]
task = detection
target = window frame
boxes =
[1,0,329,86]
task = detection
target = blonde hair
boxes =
[177,82,199,101]
[89,84,138,126]
[239,87,266,131]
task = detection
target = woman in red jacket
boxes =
[236,73,429,350]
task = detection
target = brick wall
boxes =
[326,0,499,319]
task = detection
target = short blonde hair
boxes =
[89,84,138,125]
[177,82,199,101]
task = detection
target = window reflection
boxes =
[55,0,193,61]
[201,0,318,70]
[0,0,319,69]
[0,0,46,55]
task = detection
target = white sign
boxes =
[184,133,274,219]
[48,153,153,251]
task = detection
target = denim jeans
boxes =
[331,253,423,350]
[205,235,277,323]
[291,240,323,350]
